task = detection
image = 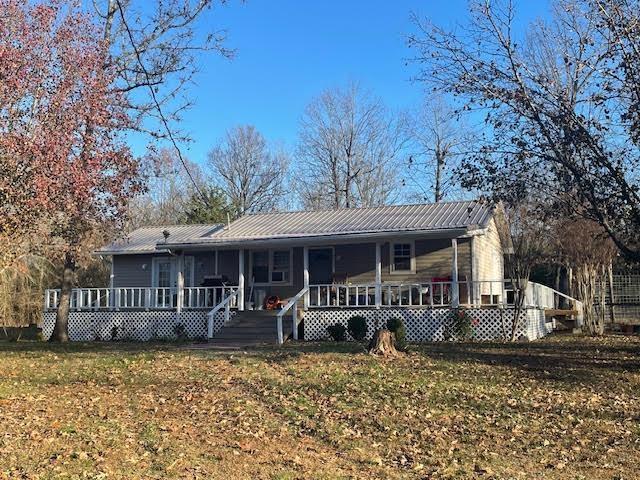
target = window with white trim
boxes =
[271,250,290,283]
[250,249,292,284]
[251,251,269,284]
[390,242,414,274]
[157,260,172,287]
[152,256,194,287]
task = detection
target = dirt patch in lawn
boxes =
[0,335,638,479]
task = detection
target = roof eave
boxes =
[157,227,482,250]
[93,248,172,256]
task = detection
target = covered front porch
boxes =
[43,233,516,343]
[45,232,507,313]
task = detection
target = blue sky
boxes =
[133,0,552,164]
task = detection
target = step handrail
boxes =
[276,286,309,344]
[207,288,239,339]
[526,282,584,325]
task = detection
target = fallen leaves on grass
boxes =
[0,336,638,479]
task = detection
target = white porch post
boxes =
[375,242,382,307]
[109,258,115,311]
[238,249,245,311]
[451,239,460,308]
[303,246,309,310]
[292,305,298,340]
[470,236,479,306]
[176,252,185,314]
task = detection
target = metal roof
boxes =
[97,224,223,254]
[165,201,493,246]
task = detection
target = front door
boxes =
[152,257,194,307]
[309,248,333,284]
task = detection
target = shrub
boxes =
[173,323,187,340]
[111,325,120,341]
[327,323,347,341]
[444,308,473,341]
[387,317,402,332]
[347,315,368,341]
[387,317,407,351]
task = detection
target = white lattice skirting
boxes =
[42,307,551,343]
[41,310,234,342]
[303,307,552,342]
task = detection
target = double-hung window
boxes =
[390,242,415,274]
[251,251,269,284]
[251,249,291,284]
[271,250,290,283]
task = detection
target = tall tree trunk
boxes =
[554,264,562,308]
[509,282,527,342]
[568,267,573,297]
[50,251,75,342]
[607,262,616,324]
[344,156,352,208]
[103,0,117,43]
[575,264,604,336]
[434,149,444,202]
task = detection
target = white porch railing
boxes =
[44,286,238,311]
[306,280,585,311]
[276,286,308,344]
[308,280,514,308]
[308,280,513,308]
[183,287,238,309]
[207,288,239,338]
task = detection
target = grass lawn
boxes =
[0,335,638,479]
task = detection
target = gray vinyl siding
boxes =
[112,254,153,287]
[381,238,472,283]
[113,252,216,288]
[332,238,471,285]
[335,243,376,283]
[217,250,239,283]
[111,235,483,300]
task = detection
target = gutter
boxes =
[92,248,172,256]
[156,227,485,251]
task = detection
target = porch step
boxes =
[209,310,295,346]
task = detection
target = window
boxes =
[250,249,292,285]
[391,242,414,274]
[271,250,290,283]
[152,257,194,287]
[251,251,269,284]
[157,261,172,287]
[184,258,193,287]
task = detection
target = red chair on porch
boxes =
[430,277,452,305]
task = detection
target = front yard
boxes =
[0,335,638,479]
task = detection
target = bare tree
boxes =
[296,82,405,209]
[208,125,289,215]
[99,0,233,143]
[408,0,640,261]
[494,202,549,341]
[405,96,473,202]
[127,148,207,228]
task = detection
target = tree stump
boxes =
[367,329,398,356]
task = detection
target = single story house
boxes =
[43,200,563,343]
[102,200,505,308]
